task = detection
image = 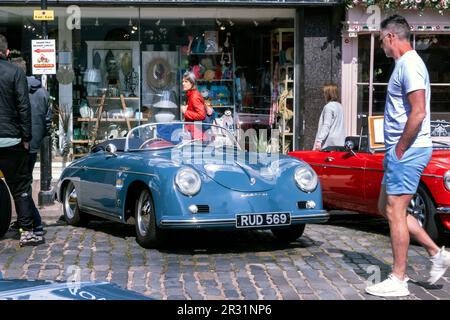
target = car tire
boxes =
[0,179,12,238]
[409,185,441,242]
[134,188,164,248]
[62,181,90,226]
[271,224,306,242]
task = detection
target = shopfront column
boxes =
[58,10,73,157]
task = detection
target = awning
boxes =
[2,0,343,7]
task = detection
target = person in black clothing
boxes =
[0,35,44,246]
[11,57,50,236]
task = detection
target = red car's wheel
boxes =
[408,185,441,242]
[0,178,12,238]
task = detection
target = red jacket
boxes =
[184,89,206,121]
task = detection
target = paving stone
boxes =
[1,208,448,300]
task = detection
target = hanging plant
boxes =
[345,0,450,15]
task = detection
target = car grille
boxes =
[196,205,210,213]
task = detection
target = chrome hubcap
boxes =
[137,191,151,236]
[408,193,426,227]
[64,183,77,220]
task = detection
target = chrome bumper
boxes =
[437,207,450,214]
[160,211,329,228]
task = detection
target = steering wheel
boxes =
[139,137,171,149]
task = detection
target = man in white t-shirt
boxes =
[365,15,450,297]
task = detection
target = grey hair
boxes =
[0,34,8,56]
[183,71,196,86]
[380,15,411,41]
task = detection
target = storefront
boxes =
[1,0,343,159]
[342,6,450,136]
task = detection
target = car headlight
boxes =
[175,168,202,196]
[444,170,450,191]
[294,166,318,192]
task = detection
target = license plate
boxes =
[236,212,291,228]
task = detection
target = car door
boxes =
[319,150,367,212]
[362,151,385,215]
[78,151,123,217]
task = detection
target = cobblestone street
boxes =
[1,203,449,300]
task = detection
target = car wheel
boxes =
[135,188,164,248]
[63,181,90,226]
[271,224,306,242]
[0,179,12,238]
[408,185,440,242]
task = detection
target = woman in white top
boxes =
[313,84,346,150]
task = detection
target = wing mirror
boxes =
[105,143,117,157]
[345,140,356,156]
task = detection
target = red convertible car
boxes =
[289,121,450,241]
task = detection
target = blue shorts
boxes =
[382,146,432,195]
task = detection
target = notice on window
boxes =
[32,39,56,75]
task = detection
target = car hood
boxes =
[428,151,450,172]
[188,150,298,192]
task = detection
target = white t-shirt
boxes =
[384,50,432,149]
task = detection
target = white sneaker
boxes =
[365,274,410,297]
[429,246,450,285]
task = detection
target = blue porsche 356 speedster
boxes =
[56,122,328,248]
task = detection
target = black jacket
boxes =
[27,76,50,153]
[0,56,32,142]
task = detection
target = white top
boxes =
[315,101,345,148]
[384,50,432,149]
[0,138,21,148]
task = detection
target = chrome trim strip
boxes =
[291,213,329,221]
[70,166,156,177]
[422,174,443,179]
[80,205,124,222]
[124,171,157,177]
[160,212,329,227]
[437,207,450,214]
[365,168,384,173]
[160,218,235,226]
[308,164,442,178]
[312,164,366,171]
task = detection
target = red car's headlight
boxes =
[444,171,450,191]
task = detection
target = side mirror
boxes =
[345,140,356,156]
[105,143,117,157]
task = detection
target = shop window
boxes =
[357,32,450,120]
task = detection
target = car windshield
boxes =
[125,122,240,151]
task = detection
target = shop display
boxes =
[142,51,179,122]
[179,46,236,130]
[125,68,139,97]
[271,28,295,154]
[204,31,219,53]
[146,57,173,91]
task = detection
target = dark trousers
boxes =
[28,153,42,228]
[0,143,34,230]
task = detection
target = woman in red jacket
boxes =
[181,71,205,139]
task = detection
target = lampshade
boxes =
[154,100,178,109]
[83,68,102,83]
[153,90,178,109]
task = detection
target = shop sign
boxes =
[31,39,56,75]
[33,10,54,21]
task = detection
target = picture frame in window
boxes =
[204,31,219,53]
[368,115,385,149]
